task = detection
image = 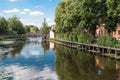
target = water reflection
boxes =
[3,65,58,80]
[1,40,120,80]
[55,45,120,80]
[50,42,55,51]
[41,41,49,53]
[0,39,58,80]
[0,43,24,60]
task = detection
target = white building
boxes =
[49,25,55,39]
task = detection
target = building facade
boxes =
[95,24,107,38]
[49,25,55,39]
[112,23,120,40]
[95,23,120,40]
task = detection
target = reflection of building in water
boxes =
[50,42,55,50]
[95,56,104,70]
[95,56,120,79]
[116,63,120,79]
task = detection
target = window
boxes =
[99,31,100,35]
[118,30,120,35]
[114,32,116,35]
[101,31,103,35]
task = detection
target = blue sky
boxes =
[0,0,60,28]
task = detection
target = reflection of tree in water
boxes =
[0,43,25,59]
[55,45,119,80]
[9,43,25,58]
[41,41,49,53]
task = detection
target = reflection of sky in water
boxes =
[0,42,58,80]
[20,43,44,58]
[4,65,58,80]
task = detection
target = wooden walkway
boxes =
[54,39,120,59]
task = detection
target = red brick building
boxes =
[112,23,120,40]
[95,23,120,40]
[95,24,107,37]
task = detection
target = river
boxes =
[0,37,120,80]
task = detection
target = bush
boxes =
[72,34,78,41]
[56,33,78,41]
[56,33,64,39]
[63,34,69,40]
[97,35,117,47]
[115,41,120,48]
[77,33,93,44]
[56,33,93,43]
[68,34,72,41]
[97,36,106,46]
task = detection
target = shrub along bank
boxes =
[56,33,120,48]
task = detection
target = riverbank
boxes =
[0,37,26,47]
[49,38,120,59]
[0,35,26,41]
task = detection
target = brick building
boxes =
[112,23,120,40]
[95,23,120,40]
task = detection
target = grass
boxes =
[42,38,55,42]
[0,37,26,41]
[48,38,54,42]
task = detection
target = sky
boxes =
[0,0,60,28]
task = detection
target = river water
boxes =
[0,37,120,80]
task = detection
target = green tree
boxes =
[40,18,50,36]
[0,17,8,35]
[55,0,101,36]
[29,25,39,32]
[55,0,120,35]
[24,25,39,34]
[7,16,25,34]
[105,0,120,33]
[24,25,31,33]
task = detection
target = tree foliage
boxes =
[0,17,8,35]
[55,0,120,35]
[24,25,39,33]
[0,16,39,35]
[105,0,120,33]
[40,18,50,36]
[7,16,25,34]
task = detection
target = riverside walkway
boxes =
[54,39,120,59]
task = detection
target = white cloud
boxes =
[3,8,20,13]
[46,18,51,22]
[46,18,55,26]
[20,12,26,15]
[20,43,44,58]
[9,0,17,2]
[29,11,44,16]
[48,22,55,26]
[4,65,58,80]
[24,22,36,26]
[23,9,30,12]
[19,19,23,22]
